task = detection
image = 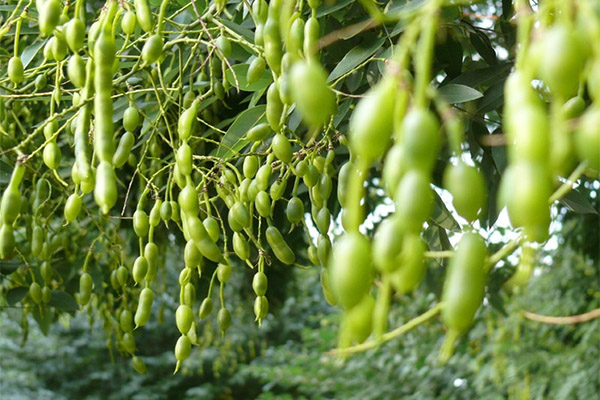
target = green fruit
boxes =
[217,262,232,283]
[316,207,330,233]
[394,170,432,232]
[51,30,68,61]
[575,107,600,172]
[65,18,85,52]
[266,226,295,265]
[132,356,147,374]
[135,0,154,33]
[272,134,292,163]
[400,108,440,173]
[122,332,136,353]
[254,296,269,320]
[0,225,15,259]
[349,76,396,163]
[382,145,406,197]
[233,232,250,260]
[199,298,213,318]
[390,234,427,295]
[343,294,375,345]
[135,287,154,327]
[266,83,283,132]
[113,131,135,168]
[174,334,191,361]
[39,0,61,37]
[252,271,268,296]
[133,209,150,237]
[67,53,86,88]
[43,142,61,170]
[29,281,43,304]
[121,11,137,35]
[64,193,82,222]
[303,16,319,58]
[246,123,271,141]
[255,190,271,218]
[286,197,304,224]
[538,25,587,99]
[243,156,259,179]
[217,307,232,331]
[372,217,404,273]
[505,103,549,163]
[203,217,220,242]
[132,256,149,284]
[247,56,266,85]
[328,233,373,310]
[215,35,231,58]
[499,161,551,239]
[442,232,487,334]
[142,34,163,64]
[123,106,141,132]
[176,142,193,176]
[289,61,336,127]
[8,57,24,84]
[229,202,251,230]
[176,305,193,334]
[1,187,21,224]
[94,162,117,214]
[144,242,159,281]
[443,163,487,222]
[263,17,282,75]
[178,181,199,216]
[120,309,133,332]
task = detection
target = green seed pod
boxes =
[132,256,149,284]
[132,356,147,374]
[174,334,192,362]
[199,297,213,319]
[328,233,373,310]
[176,304,194,335]
[266,226,295,265]
[134,287,154,327]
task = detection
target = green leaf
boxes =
[430,190,461,232]
[328,37,385,82]
[6,287,28,305]
[316,0,354,17]
[213,105,267,159]
[437,84,483,104]
[220,19,254,42]
[559,189,598,214]
[0,259,20,274]
[20,40,45,69]
[476,80,505,113]
[0,158,12,185]
[49,290,79,312]
[224,64,272,92]
[449,62,511,88]
[32,306,53,335]
[423,224,452,270]
[470,31,498,65]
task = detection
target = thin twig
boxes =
[523,308,600,325]
[327,303,443,356]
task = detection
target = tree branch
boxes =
[522,308,600,325]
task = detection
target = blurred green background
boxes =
[1,182,598,400]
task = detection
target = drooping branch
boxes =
[522,308,600,325]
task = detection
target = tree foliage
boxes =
[0,0,598,385]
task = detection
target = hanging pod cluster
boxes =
[0,0,598,376]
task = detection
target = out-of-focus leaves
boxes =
[470,31,498,65]
[49,291,79,313]
[559,188,598,214]
[437,84,483,104]
[6,286,28,305]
